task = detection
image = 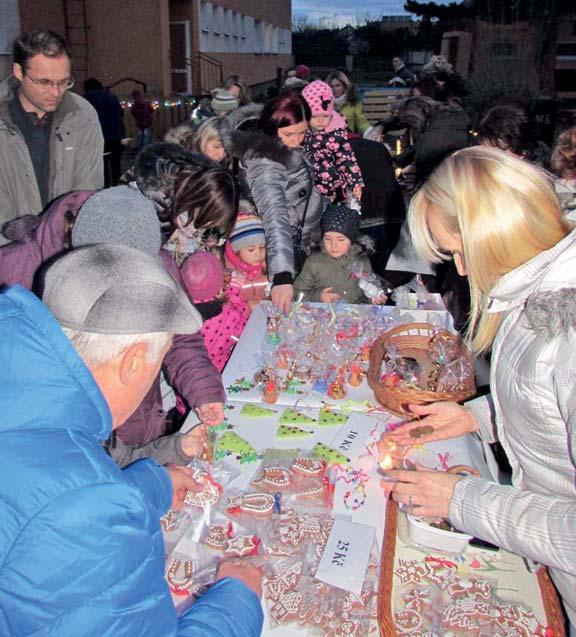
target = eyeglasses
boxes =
[23,73,74,91]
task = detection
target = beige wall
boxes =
[86,0,171,95]
[18,0,290,95]
[19,0,171,96]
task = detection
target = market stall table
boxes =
[167,302,563,636]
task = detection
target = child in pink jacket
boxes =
[302,80,364,203]
[181,251,249,372]
[224,212,269,310]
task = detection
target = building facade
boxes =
[15,0,292,96]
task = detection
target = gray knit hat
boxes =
[72,186,161,256]
[321,204,360,242]
[42,244,202,335]
[211,88,239,114]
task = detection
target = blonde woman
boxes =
[325,70,370,135]
[192,117,231,169]
[384,146,576,632]
[165,118,231,169]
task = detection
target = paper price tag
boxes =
[315,518,375,595]
[329,413,375,463]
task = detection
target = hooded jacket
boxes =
[0,77,104,243]
[0,190,225,451]
[449,229,576,626]
[0,285,263,637]
[221,105,326,282]
[224,240,269,305]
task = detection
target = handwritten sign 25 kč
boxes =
[315,517,376,595]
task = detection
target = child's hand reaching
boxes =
[196,402,224,426]
[320,287,341,303]
[371,292,388,305]
[180,424,208,457]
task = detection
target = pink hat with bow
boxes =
[302,80,334,116]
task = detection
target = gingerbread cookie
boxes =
[290,456,325,477]
[251,465,291,489]
[227,492,275,517]
[395,559,427,586]
[184,471,222,508]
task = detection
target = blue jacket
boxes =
[0,286,263,637]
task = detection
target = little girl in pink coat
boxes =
[181,251,249,371]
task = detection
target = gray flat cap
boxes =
[72,185,161,257]
[42,244,202,335]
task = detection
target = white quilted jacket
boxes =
[449,229,576,625]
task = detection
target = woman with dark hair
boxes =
[477,103,537,159]
[325,70,370,135]
[220,93,325,313]
[134,142,236,264]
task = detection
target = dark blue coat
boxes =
[0,285,263,637]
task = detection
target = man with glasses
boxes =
[0,30,104,243]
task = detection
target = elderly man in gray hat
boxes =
[0,244,263,637]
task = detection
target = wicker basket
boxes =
[367,323,476,416]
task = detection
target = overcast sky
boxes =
[293,0,456,23]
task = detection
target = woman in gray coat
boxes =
[221,94,325,313]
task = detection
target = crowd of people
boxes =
[0,27,576,637]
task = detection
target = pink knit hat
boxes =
[302,80,334,116]
[181,251,224,303]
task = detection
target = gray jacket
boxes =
[221,105,325,280]
[0,77,104,243]
[451,229,576,626]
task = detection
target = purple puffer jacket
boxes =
[0,191,225,446]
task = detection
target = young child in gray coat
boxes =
[294,204,387,304]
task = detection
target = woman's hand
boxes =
[384,401,479,447]
[387,464,463,518]
[180,424,208,457]
[320,287,341,303]
[271,284,293,314]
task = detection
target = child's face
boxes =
[238,244,266,265]
[310,113,331,131]
[203,138,226,162]
[323,232,351,258]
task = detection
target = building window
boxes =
[254,20,264,54]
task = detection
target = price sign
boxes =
[329,413,375,463]
[315,517,376,594]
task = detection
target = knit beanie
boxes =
[321,204,360,242]
[72,186,161,256]
[295,64,311,80]
[181,251,224,302]
[228,213,265,253]
[302,80,334,116]
[211,88,239,114]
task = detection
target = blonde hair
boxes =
[192,117,231,169]
[409,146,570,353]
